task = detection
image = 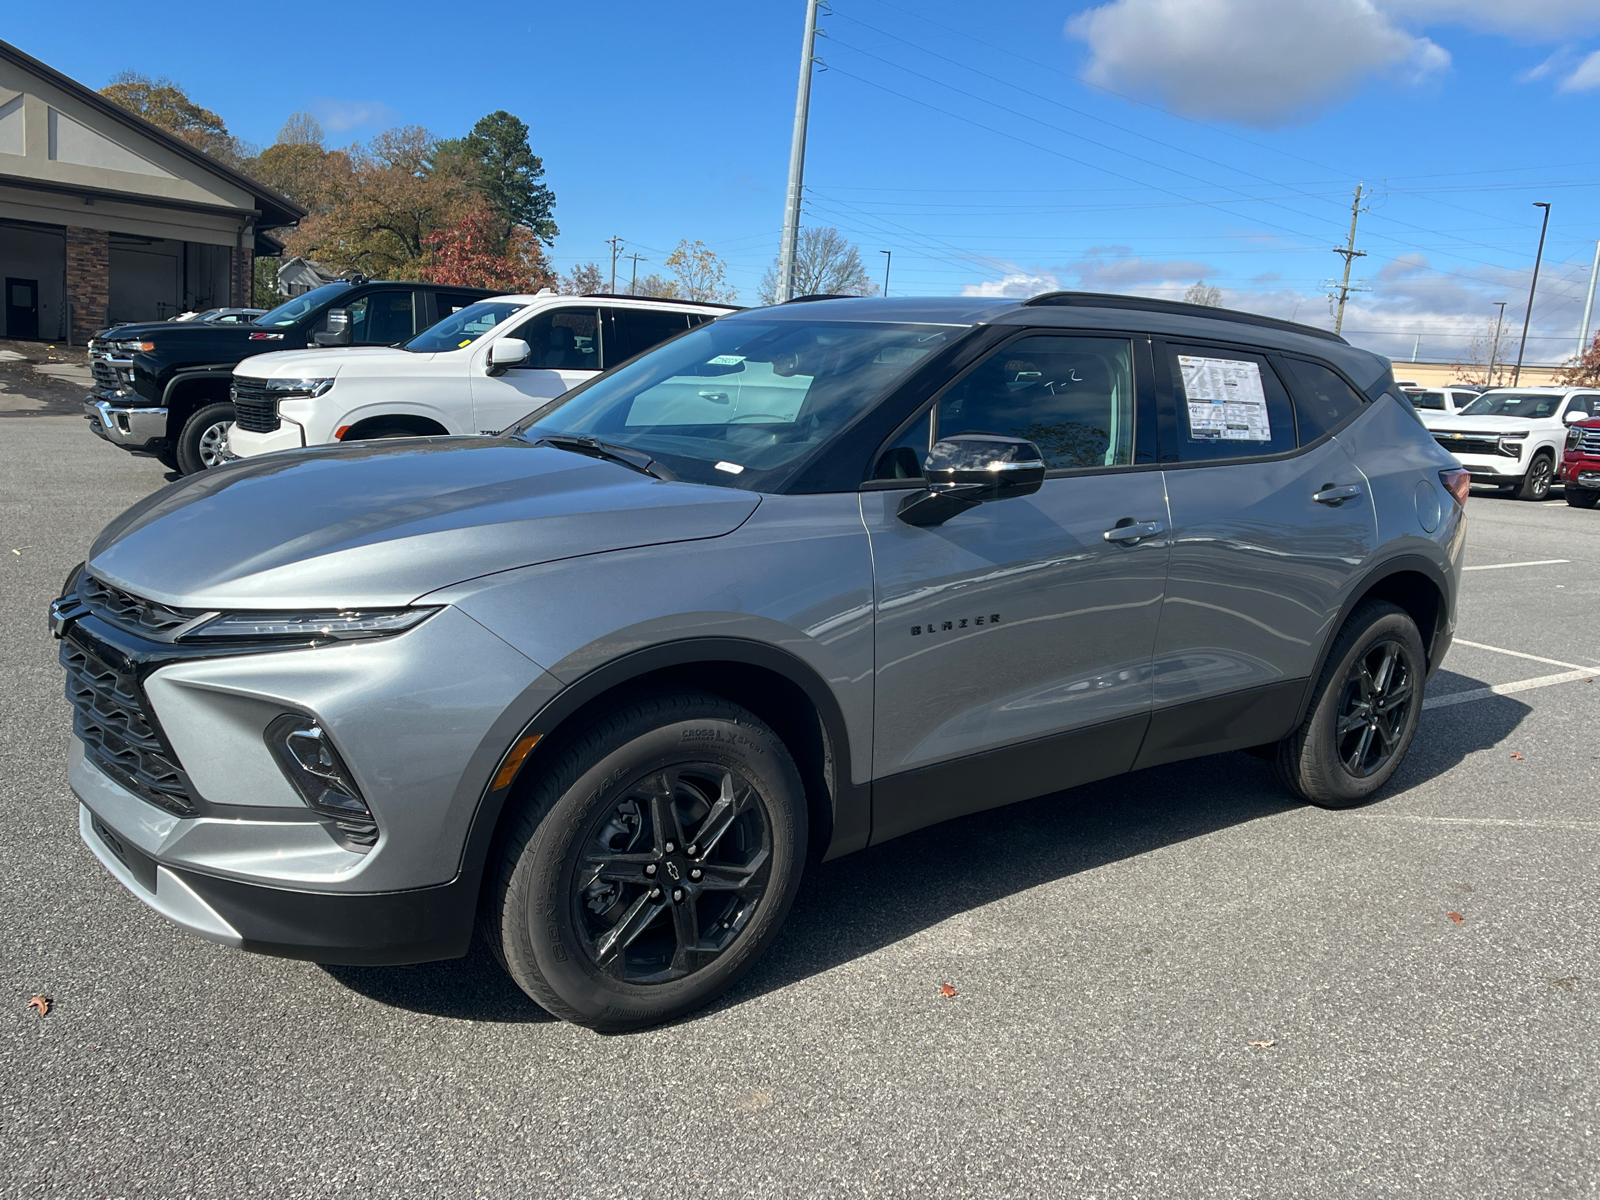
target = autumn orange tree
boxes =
[1558,332,1600,387]
[423,206,555,292]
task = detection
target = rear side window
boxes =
[1282,358,1367,443]
[1412,390,1446,410]
[615,308,691,360]
[1165,343,1295,461]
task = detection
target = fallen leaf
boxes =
[27,995,50,1017]
[735,1089,773,1112]
[1446,912,1464,925]
[1546,976,1578,991]
[938,982,958,999]
[1247,1039,1276,1048]
[1509,752,1524,760]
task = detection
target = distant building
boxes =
[1389,360,1564,390]
[0,39,303,341]
[276,255,342,297]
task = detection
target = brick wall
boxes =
[65,227,109,343]
[232,245,254,308]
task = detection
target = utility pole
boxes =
[605,235,625,293]
[1331,183,1368,336]
[776,0,822,304]
[879,249,891,297]
[1514,202,1552,385]
[624,253,646,296]
[1577,238,1600,361]
[1486,301,1508,389]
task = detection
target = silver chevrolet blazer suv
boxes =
[52,294,1467,1030]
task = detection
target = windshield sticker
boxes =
[708,355,746,366]
[714,461,745,474]
[1178,355,1271,441]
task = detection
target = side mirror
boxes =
[313,308,352,347]
[487,338,531,376]
[897,434,1046,527]
[1563,409,1589,425]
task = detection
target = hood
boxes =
[1424,413,1538,433]
[88,438,760,609]
[234,347,417,379]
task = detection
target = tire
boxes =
[153,444,181,472]
[174,402,236,474]
[1566,487,1600,509]
[1273,600,1426,809]
[486,690,808,1031]
[1513,452,1554,501]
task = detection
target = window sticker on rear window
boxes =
[1178,355,1271,441]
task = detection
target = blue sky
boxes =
[13,0,1600,363]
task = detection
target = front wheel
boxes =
[486,691,807,1031]
[1274,600,1426,808]
[1514,453,1554,501]
[175,402,236,474]
[1566,486,1600,509]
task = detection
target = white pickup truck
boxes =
[1423,386,1600,500]
[226,292,735,458]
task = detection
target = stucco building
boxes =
[0,39,303,342]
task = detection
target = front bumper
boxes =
[228,418,305,459]
[84,399,168,450]
[1447,451,1524,480]
[1560,459,1600,488]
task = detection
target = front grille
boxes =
[90,359,124,389]
[1434,435,1508,457]
[1578,429,1600,455]
[230,378,282,432]
[79,574,198,638]
[62,638,196,816]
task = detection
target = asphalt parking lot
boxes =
[3,410,1598,1199]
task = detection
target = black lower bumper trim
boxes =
[170,866,481,966]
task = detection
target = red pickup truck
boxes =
[1563,416,1600,508]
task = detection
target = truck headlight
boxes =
[1570,427,1584,452]
[182,607,439,642]
[1497,437,1524,458]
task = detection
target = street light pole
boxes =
[1514,202,1552,386]
[1486,301,1507,389]
[879,249,891,297]
[776,0,822,304]
[1577,238,1600,361]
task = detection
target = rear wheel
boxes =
[1274,600,1426,808]
[1514,452,1554,501]
[486,691,807,1031]
[1566,486,1600,509]
[175,402,236,474]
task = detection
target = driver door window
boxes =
[346,290,417,345]
[471,307,603,435]
[510,308,602,371]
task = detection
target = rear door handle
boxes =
[1313,483,1362,506]
[1103,519,1165,544]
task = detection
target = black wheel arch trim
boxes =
[1295,551,1455,727]
[456,636,870,894]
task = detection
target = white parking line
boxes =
[1462,558,1570,571]
[1453,638,1593,671]
[1363,814,1600,833]
[1424,669,1597,710]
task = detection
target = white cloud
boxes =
[310,98,400,132]
[1560,48,1600,89]
[962,269,1061,298]
[1067,0,1450,127]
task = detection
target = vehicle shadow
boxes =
[323,672,1530,1025]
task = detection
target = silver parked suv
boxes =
[53,294,1467,1030]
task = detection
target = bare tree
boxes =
[560,262,604,295]
[1558,331,1600,387]
[630,273,679,299]
[665,240,738,304]
[1183,280,1223,307]
[276,111,324,147]
[1451,318,1519,388]
[761,227,878,301]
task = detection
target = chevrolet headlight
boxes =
[1498,437,1524,458]
[253,378,335,399]
[182,607,439,642]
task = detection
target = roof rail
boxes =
[782,294,862,303]
[1022,291,1346,344]
[582,293,745,310]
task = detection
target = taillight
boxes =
[1440,467,1470,506]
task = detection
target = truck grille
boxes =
[1434,434,1508,457]
[62,636,196,816]
[80,573,199,638]
[230,378,281,432]
[1577,428,1600,455]
[90,359,124,389]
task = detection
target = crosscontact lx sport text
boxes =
[54,293,1465,1030]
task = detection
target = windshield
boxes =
[254,282,353,328]
[1460,392,1562,419]
[514,318,960,489]
[404,300,527,352]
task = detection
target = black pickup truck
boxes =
[85,279,494,474]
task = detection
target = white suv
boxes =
[1424,386,1600,500]
[227,293,735,458]
[1407,386,1480,419]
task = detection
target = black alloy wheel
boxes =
[576,765,772,983]
[1332,639,1415,778]
[486,690,806,1031]
[1274,599,1426,808]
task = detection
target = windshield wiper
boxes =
[530,435,678,481]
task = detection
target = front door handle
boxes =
[1103,519,1165,544]
[1312,483,1362,506]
